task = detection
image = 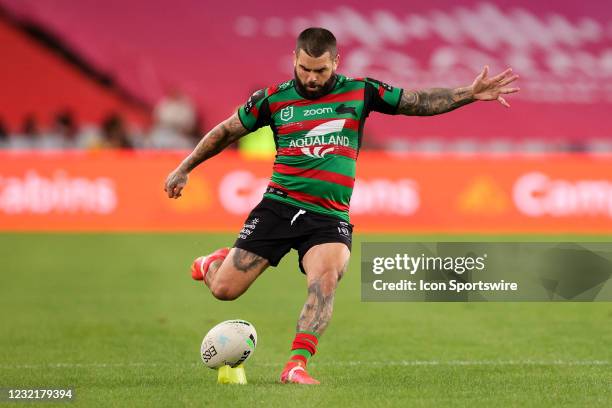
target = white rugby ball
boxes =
[200,319,257,369]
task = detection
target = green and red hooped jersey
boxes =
[237,74,403,222]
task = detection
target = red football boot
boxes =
[280,361,320,385]
[191,247,230,282]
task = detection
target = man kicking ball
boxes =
[164,27,519,384]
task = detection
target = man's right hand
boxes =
[164,168,189,199]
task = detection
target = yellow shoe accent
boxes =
[217,364,247,384]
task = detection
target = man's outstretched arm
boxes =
[164,113,249,198]
[398,87,475,116]
[397,66,520,116]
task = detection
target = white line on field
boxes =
[0,360,609,369]
[330,360,611,366]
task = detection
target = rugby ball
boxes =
[200,319,257,368]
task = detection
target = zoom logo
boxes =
[304,107,333,116]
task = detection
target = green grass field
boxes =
[1,233,611,407]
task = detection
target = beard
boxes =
[294,68,337,99]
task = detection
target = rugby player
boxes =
[164,27,519,384]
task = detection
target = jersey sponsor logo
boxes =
[304,107,333,117]
[301,146,336,158]
[280,106,294,121]
[335,104,358,117]
[244,89,265,115]
[302,119,346,137]
[288,119,348,158]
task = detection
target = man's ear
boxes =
[333,53,340,70]
[293,49,298,68]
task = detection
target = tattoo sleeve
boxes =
[178,113,249,173]
[232,248,266,273]
[397,87,475,116]
[297,278,336,336]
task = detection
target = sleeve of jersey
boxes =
[237,88,271,132]
[364,78,403,115]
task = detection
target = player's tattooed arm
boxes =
[297,278,335,336]
[397,66,519,116]
[179,113,248,172]
[232,248,266,273]
[164,113,248,198]
[397,87,475,116]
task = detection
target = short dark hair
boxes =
[296,27,337,58]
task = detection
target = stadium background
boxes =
[1,0,611,406]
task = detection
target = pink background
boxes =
[1,0,611,142]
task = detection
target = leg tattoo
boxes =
[204,259,223,286]
[232,248,266,273]
[297,278,336,336]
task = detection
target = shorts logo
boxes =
[238,217,259,240]
[290,209,306,226]
[280,106,294,122]
[338,222,351,237]
[337,226,350,236]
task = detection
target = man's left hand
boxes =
[471,66,520,108]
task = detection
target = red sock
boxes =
[289,331,319,366]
